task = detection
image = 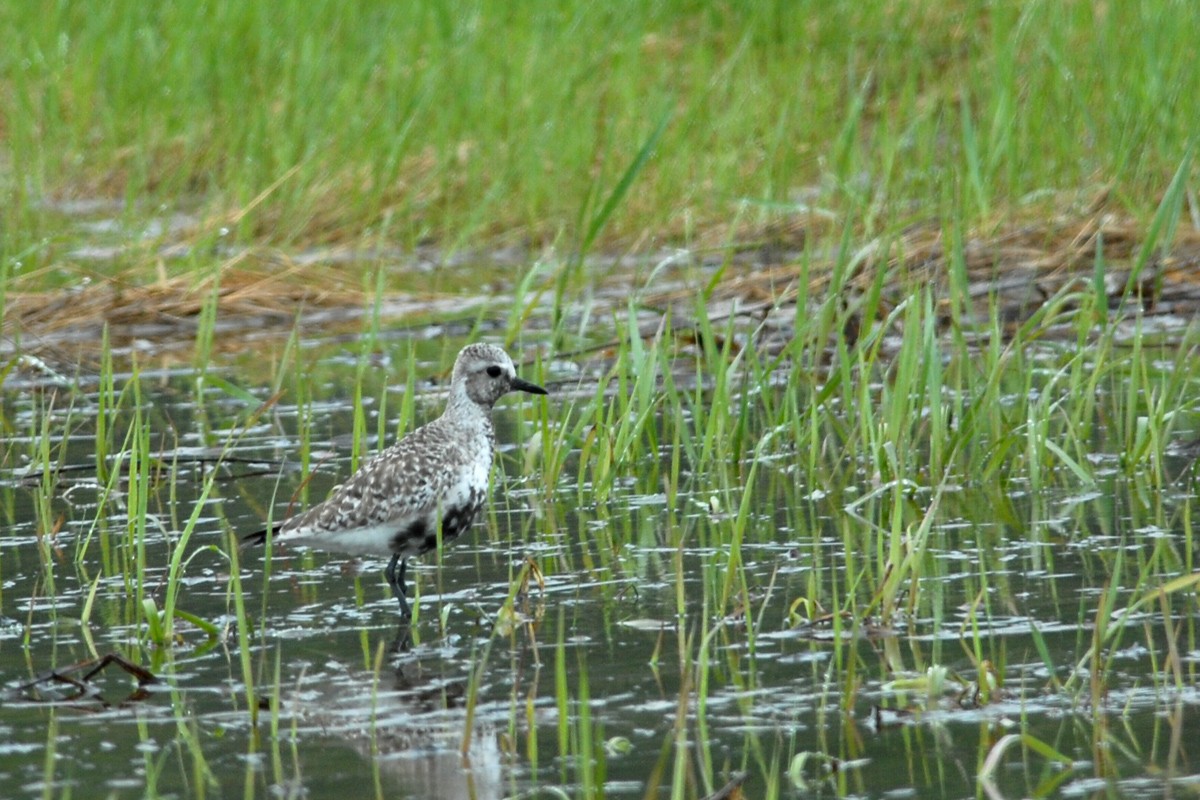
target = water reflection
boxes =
[281,656,502,800]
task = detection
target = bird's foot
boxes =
[390,621,413,654]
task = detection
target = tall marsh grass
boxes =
[3,237,1197,795]
[3,1,1198,266]
[2,4,1198,795]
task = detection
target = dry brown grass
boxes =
[4,212,1199,367]
[653,212,1200,323]
[5,256,358,340]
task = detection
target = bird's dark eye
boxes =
[486,365,502,378]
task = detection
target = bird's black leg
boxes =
[385,554,411,619]
[385,554,413,653]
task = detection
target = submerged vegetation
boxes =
[2,1,1199,798]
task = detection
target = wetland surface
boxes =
[2,321,1198,799]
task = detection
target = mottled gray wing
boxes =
[281,421,463,535]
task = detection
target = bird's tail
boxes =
[242,524,279,547]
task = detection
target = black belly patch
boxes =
[395,489,485,556]
[391,518,427,554]
[436,503,480,548]
[416,501,482,554]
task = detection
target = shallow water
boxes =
[1,332,1198,799]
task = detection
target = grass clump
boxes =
[2,1,1198,267]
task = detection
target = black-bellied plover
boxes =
[246,343,547,627]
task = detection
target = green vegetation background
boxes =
[1,0,1197,274]
[1,6,1198,796]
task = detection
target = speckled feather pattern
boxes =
[266,343,544,559]
[278,414,494,556]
